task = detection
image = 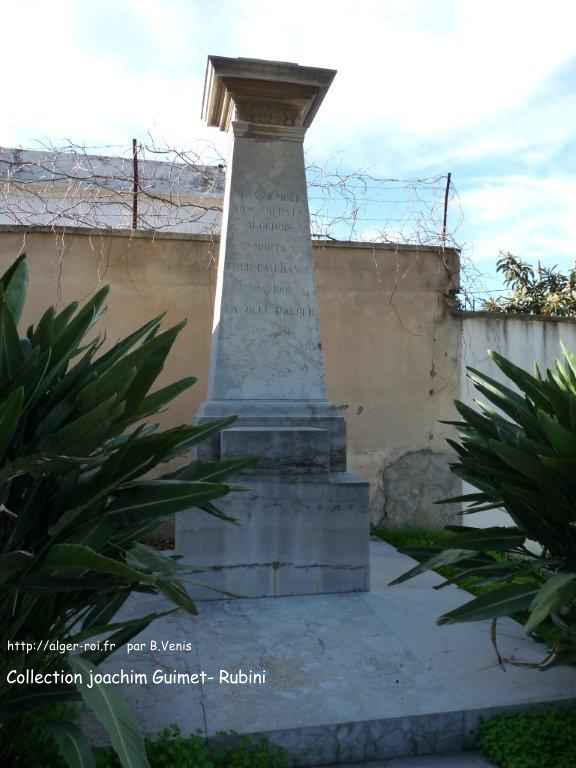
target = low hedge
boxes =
[478,708,576,768]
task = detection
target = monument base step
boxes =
[194,399,348,471]
[176,471,370,599]
[82,540,576,765]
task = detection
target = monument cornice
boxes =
[202,56,336,133]
[231,120,306,143]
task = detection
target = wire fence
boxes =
[306,165,460,248]
[0,139,463,252]
[0,140,225,233]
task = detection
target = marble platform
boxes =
[84,539,576,765]
[321,756,493,768]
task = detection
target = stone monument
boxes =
[176,56,370,598]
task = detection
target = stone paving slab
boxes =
[83,539,576,765]
[315,754,494,768]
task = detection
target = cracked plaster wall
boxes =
[0,227,460,530]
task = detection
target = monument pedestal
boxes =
[177,401,369,598]
[177,57,370,598]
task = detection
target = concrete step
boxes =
[83,539,575,765]
[308,755,494,767]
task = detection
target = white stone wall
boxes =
[459,313,576,528]
[0,148,224,233]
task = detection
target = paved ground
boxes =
[83,538,575,765]
[315,755,494,767]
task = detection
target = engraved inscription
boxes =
[233,205,303,218]
[228,262,311,274]
[240,241,288,254]
[231,205,257,216]
[233,203,304,215]
[233,196,308,243]
[240,191,301,203]
[224,188,317,330]
[225,303,315,318]
[261,206,299,218]
[267,285,290,297]
[248,221,293,232]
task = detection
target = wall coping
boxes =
[0,224,218,244]
[0,224,460,256]
[453,309,576,326]
[311,239,459,255]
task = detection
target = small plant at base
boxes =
[209,732,289,768]
[0,704,79,768]
[93,726,289,768]
[479,708,576,768]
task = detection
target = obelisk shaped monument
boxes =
[177,56,370,598]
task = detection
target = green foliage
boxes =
[374,527,529,598]
[0,704,78,768]
[483,251,576,317]
[0,254,256,768]
[94,727,289,768]
[3,720,290,768]
[479,708,576,768]
[389,346,576,659]
[369,526,459,550]
[207,733,289,768]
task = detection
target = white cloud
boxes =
[5,0,576,153]
[263,0,576,153]
[3,0,576,283]
[2,0,221,153]
[458,176,576,273]
[460,176,576,224]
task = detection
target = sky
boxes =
[4,0,576,301]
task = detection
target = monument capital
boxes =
[201,56,336,135]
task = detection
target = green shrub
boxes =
[389,346,576,661]
[0,254,255,767]
[4,721,290,768]
[483,252,576,318]
[93,727,289,768]
[373,526,510,598]
[0,704,80,768]
[208,733,289,768]
[479,708,576,768]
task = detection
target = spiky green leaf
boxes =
[389,549,479,586]
[43,720,96,768]
[0,252,28,324]
[67,656,150,768]
[438,584,539,625]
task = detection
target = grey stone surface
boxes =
[195,399,347,471]
[83,539,576,765]
[373,450,461,529]
[313,755,494,767]
[177,56,369,597]
[177,472,370,599]
[207,134,325,401]
[220,426,331,474]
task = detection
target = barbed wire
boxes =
[0,137,467,267]
[0,139,226,233]
[305,164,461,248]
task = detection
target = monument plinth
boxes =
[176,56,370,598]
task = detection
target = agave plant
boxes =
[0,254,254,768]
[390,346,576,665]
